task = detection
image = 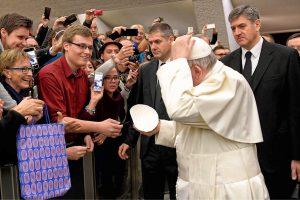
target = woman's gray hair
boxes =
[187,51,217,71]
[228,5,260,23]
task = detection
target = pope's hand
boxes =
[171,35,195,60]
[134,121,160,137]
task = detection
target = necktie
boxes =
[243,51,252,82]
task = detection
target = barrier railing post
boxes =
[83,152,95,199]
[0,165,20,199]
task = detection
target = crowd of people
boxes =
[0,4,300,200]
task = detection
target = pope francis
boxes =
[137,35,269,199]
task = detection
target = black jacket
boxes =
[0,110,26,166]
[221,40,300,173]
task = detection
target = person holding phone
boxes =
[201,23,218,45]
[83,9,104,61]
[128,24,149,63]
[0,49,45,166]
[93,67,127,199]
[37,24,133,198]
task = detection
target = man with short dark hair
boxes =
[0,13,32,109]
[213,45,230,60]
[287,33,300,55]
[221,5,300,198]
[0,13,32,52]
[119,23,178,199]
[83,9,103,61]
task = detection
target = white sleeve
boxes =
[157,58,210,129]
[94,59,115,76]
[155,120,177,148]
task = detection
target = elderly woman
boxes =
[93,67,127,199]
[0,49,90,163]
[0,49,33,103]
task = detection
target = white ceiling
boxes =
[98,0,197,35]
[232,0,300,33]
[98,0,300,34]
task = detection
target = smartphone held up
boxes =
[93,72,103,92]
[63,14,78,27]
[44,7,51,20]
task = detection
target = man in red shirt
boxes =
[38,24,133,198]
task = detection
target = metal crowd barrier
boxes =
[0,165,20,199]
[0,148,142,199]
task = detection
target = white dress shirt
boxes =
[241,37,263,75]
[158,59,170,70]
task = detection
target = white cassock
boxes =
[156,58,269,199]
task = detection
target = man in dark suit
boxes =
[118,23,178,199]
[221,5,300,199]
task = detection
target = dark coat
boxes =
[221,40,300,173]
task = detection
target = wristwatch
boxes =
[85,106,96,115]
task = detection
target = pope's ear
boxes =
[192,64,202,75]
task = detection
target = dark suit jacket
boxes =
[221,40,300,173]
[124,59,172,158]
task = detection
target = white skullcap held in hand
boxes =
[188,37,212,60]
[130,104,159,132]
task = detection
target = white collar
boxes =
[242,37,263,59]
[158,59,170,67]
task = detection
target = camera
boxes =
[63,14,77,27]
[24,47,39,71]
[128,55,138,63]
[108,29,138,40]
[94,9,103,16]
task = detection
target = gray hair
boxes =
[228,5,260,23]
[187,51,217,71]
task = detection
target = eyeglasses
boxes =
[8,66,34,73]
[69,42,93,51]
[104,75,120,82]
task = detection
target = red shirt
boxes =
[37,56,91,143]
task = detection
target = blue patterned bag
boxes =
[17,106,71,199]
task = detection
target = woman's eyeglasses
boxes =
[8,66,34,73]
[69,42,93,51]
[103,75,120,82]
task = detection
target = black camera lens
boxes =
[128,55,138,63]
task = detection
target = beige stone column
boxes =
[192,0,229,47]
